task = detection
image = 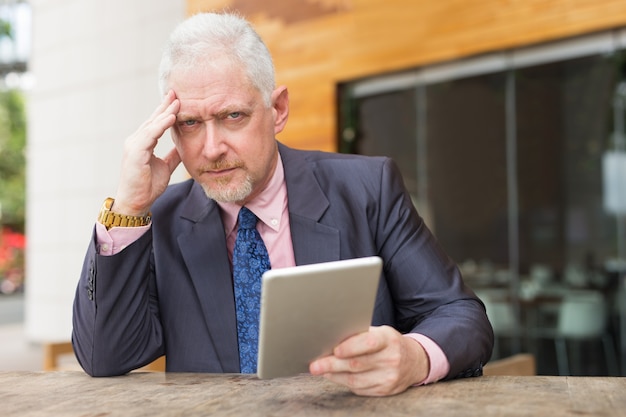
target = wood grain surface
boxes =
[2,372,625,416]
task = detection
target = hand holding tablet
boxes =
[257,256,383,379]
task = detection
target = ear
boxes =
[271,86,289,135]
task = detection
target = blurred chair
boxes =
[43,341,166,372]
[43,341,76,371]
[552,290,618,376]
[477,290,520,359]
[483,353,536,376]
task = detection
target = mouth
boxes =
[200,161,244,180]
[207,167,236,175]
[201,168,237,183]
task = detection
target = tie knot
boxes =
[238,207,258,230]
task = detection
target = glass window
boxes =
[339,35,626,374]
[516,55,622,284]
[424,73,507,267]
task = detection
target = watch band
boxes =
[97,197,152,230]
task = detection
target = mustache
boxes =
[200,159,245,171]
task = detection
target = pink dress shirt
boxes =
[95,155,449,384]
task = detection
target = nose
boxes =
[200,122,227,161]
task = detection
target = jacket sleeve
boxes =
[375,158,494,379]
[71,227,164,376]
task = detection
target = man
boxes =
[72,12,493,397]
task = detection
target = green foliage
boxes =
[0,19,11,39]
[0,89,26,232]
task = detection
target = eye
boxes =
[176,119,199,131]
[227,112,241,119]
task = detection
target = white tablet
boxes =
[256,256,382,379]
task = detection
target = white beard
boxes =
[201,174,254,204]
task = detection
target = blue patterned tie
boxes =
[232,207,271,373]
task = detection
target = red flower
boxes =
[2,228,26,249]
[0,227,25,273]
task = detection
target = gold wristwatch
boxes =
[97,197,152,230]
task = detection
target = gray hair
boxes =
[158,12,275,105]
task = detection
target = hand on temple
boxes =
[114,90,182,216]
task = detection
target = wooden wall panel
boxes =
[187,0,626,151]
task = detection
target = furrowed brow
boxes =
[176,112,197,121]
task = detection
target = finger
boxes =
[129,98,179,154]
[147,89,176,120]
[315,361,403,397]
[310,355,346,375]
[163,147,182,174]
[310,351,374,375]
[317,359,411,397]
[144,98,179,142]
[333,328,386,359]
[320,371,382,396]
[309,329,388,374]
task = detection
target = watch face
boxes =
[104,197,115,210]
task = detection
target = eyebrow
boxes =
[176,113,197,121]
[177,104,255,121]
[215,106,247,118]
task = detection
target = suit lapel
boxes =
[279,143,341,265]
[177,184,239,372]
[289,214,340,265]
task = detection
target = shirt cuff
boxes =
[403,333,450,385]
[95,222,150,256]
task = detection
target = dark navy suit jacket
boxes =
[72,142,493,379]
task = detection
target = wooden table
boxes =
[2,372,625,416]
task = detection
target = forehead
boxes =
[169,62,262,114]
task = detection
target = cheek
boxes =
[248,140,276,174]
[170,139,195,167]
[172,131,201,156]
